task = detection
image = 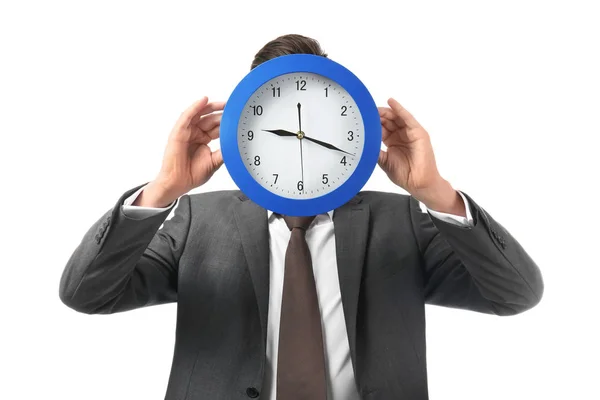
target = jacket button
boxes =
[246,387,259,398]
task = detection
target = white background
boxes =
[1,1,598,399]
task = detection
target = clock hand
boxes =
[261,129,297,137]
[298,103,304,193]
[302,135,355,156]
[263,129,355,156]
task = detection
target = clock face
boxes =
[237,72,365,199]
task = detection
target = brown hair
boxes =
[250,34,328,70]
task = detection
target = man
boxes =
[59,34,543,400]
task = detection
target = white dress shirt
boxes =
[122,186,473,399]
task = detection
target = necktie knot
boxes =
[282,215,316,231]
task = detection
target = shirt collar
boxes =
[267,210,334,221]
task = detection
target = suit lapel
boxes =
[233,194,270,349]
[333,195,370,367]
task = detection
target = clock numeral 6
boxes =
[247,130,254,140]
[295,80,306,91]
[297,181,304,191]
[254,155,261,166]
[322,174,329,184]
[341,106,347,116]
[250,105,263,116]
[347,131,354,141]
[340,156,347,166]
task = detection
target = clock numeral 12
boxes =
[250,105,263,116]
[295,80,306,91]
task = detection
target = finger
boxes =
[190,124,220,144]
[190,101,227,125]
[206,125,220,140]
[378,149,388,170]
[379,106,407,129]
[378,106,395,119]
[196,112,222,132]
[176,97,209,128]
[381,126,393,142]
[380,117,398,133]
[388,98,420,129]
[211,149,224,169]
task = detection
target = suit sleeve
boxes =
[408,191,544,315]
[59,182,190,314]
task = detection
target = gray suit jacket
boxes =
[59,182,543,400]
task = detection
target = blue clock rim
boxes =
[221,54,381,216]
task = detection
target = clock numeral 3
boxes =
[254,155,261,166]
[341,106,347,116]
[297,181,304,191]
[347,131,354,141]
[250,105,263,116]
[247,130,254,140]
[340,156,347,166]
[322,174,329,184]
[295,80,307,91]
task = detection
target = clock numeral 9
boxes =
[341,106,347,116]
[247,130,254,140]
[250,105,263,116]
[254,155,261,166]
[272,87,280,97]
[340,156,347,166]
[297,181,304,191]
[347,131,354,141]
[295,80,307,91]
[322,174,329,184]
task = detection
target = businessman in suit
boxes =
[59,34,544,400]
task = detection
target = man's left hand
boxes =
[378,98,465,216]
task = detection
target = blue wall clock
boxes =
[220,54,381,216]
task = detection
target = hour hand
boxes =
[262,129,297,137]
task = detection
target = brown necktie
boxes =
[276,215,327,400]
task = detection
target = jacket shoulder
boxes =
[357,190,415,211]
[186,189,244,210]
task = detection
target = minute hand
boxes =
[303,135,355,156]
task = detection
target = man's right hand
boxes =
[133,97,226,208]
